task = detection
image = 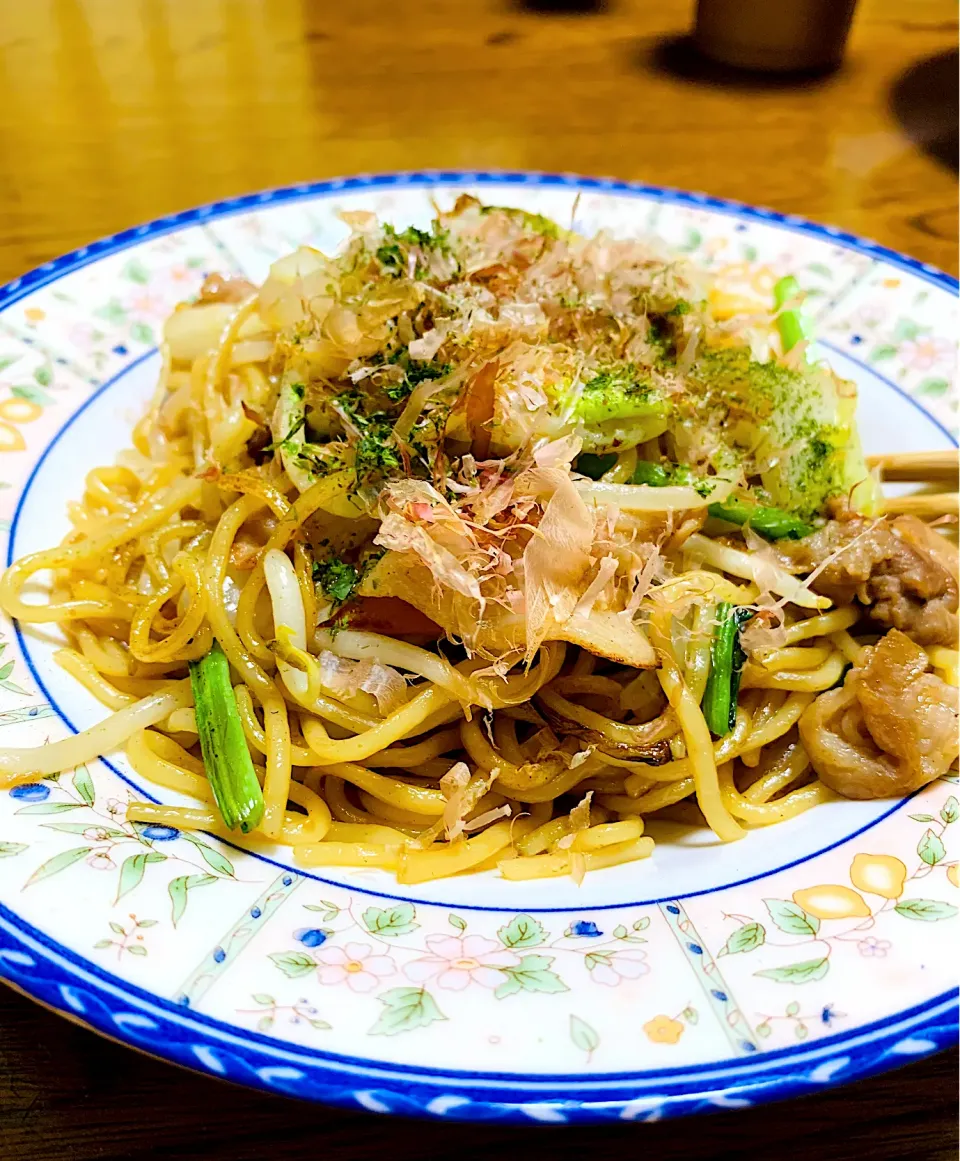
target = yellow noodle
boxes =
[363,728,462,768]
[53,649,135,710]
[295,842,402,870]
[718,762,834,824]
[499,836,655,880]
[321,762,446,816]
[782,607,858,644]
[301,689,453,764]
[398,819,520,884]
[742,652,846,691]
[570,818,644,850]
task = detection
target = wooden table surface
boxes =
[0,1,956,1157]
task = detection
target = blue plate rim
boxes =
[0,170,956,1121]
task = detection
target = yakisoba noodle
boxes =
[1,198,957,884]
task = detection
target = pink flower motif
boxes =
[86,852,115,871]
[128,293,165,317]
[899,336,954,372]
[83,827,114,842]
[858,936,892,958]
[851,301,889,330]
[314,942,395,993]
[404,934,520,991]
[588,949,650,987]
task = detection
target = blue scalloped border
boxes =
[0,171,957,1120]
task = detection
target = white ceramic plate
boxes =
[0,173,956,1123]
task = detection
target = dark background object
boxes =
[694,0,858,72]
[890,48,959,172]
[0,986,956,1161]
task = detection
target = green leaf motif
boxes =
[806,262,832,278]
[16,803,86,821]
[0,679,28,695]
[129,321,155,344]
[584,951,611,971]
[93,939,113,949]
[679,228,703,253]
[497,913,546,949]
[0,841,27,858]
[180,833,235,877]
[918,828,946,866]
[633,917,650,932]
[168,872,217,926]
[909,814,936,823]
[109,921,125,935]
[682,1007,699,1025]
[940,796,959,825]
[756,1021,772,1038]
[34,364,52,386]
[795,1022,809,1041]
[0,661,13,681]
[894,898,958,922]
[720,921,766,956]
[892,317,924,342]
[269,951,317,979]
[126,944,147,956]
[362,903,418,938]
[917,377,950,397]
[25,846,91,886]
[742,245,758,262]
[95,300,127,324]
[16,802,85,816]
[869,345,898,363]
[786,1000,800,1017]
[72,765,95,807]
[257,1015,274,1033]
[755,957,830,985]
[613,925,628,939]
[123,259,151,284]
[116,852,166,902]
[763,899,820,937]
[0,354,20,372]
[42,823,123,836]
[494,954,568,999]
[11,384,52,407]
[369,988,446,1036]
[252,993,275,1006]
[569,1014,600,1059]
[137,919,158,928]
[448,913,467,932]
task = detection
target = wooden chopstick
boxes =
[882,492,959,518]
[868,449,959,483]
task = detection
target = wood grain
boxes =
[0,1,957,1156]
[0,0,956,282]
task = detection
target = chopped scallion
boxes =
[189,642,264,833]
[701,603,754,737]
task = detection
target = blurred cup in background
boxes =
[694,0,859,73]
